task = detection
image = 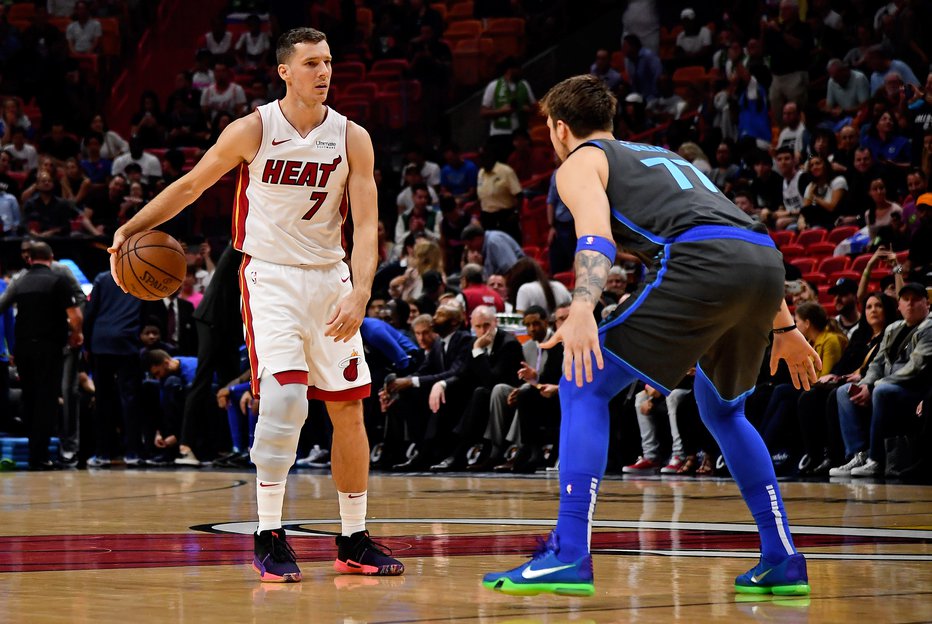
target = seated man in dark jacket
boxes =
[379,303,472,469]
[431,305,524,471]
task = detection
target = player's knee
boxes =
[328,400,365,432]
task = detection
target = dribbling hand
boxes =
[108,230,128,293]
[541,302,603,388]
[770,329,822,391]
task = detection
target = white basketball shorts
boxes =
[239,255,371,401]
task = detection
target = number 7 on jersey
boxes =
[302,191,328,221]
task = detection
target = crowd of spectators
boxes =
[0,0,930,482]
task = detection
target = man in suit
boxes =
[431,305,524,471]
[142,291,198,356]
[482,305,564,472]
[379,302,472,469]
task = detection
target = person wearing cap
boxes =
[902,174,929,236]
[831,282,932,477]
[674,8,712,65]
[828,278,862,338]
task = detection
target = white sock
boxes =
[256,478,286,533]
[338,491,367,536]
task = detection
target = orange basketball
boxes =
[116,230,186,301]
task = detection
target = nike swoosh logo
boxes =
[272,138,292,146]
[347,493,365,499]
[520,563,575,579]
[341,276,350,283]
[259,482,276,488]
[751,568,773,584]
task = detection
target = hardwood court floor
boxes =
[2,469,931,623]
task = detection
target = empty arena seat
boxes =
[779,243,805,259]
[770,230,795,248]
[817,255,850,274]
[446,1,474,22]
[482,17,525,61]
[796,228,827,248]
[790,257,816,273]
[826,225,859,244]
[371,59,409,77]
[802,272,828,286]
[343,82,379,100]
[553,271,575,290]
[850,253,873,274]
[331,61,366,82]
[806,242,836,258]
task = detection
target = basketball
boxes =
[115,230,186,301]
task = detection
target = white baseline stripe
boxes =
[204,518,932,540]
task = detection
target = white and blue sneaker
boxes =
[482,532,594,596]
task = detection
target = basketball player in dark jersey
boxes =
[483,75,820,597]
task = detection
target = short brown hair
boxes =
[276,28,327,64]
[540,75,616,137]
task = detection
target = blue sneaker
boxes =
[482,532,594,596]
[253,529,302,583]
[735,553,810,595]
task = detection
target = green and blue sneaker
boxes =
[735,553,810,595]
[482,532,594,597]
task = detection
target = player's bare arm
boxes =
[108,113,261,289]
[770,299,822,391]
[325,120,377,343]
[541,146,613,386]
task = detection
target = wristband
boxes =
[576,235,617,262]
[772,324,797,334]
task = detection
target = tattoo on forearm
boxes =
[571,250,611,304]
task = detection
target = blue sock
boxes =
[694,366,797,563]
[554,352,635,562]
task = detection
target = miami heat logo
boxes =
[338,350,361,382]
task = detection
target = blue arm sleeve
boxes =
[360,318,413,371]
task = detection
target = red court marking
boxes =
[0,531,923,573]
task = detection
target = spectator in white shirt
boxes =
[776,102,811,161]
[200,61,247,122]
[111,139,162,185]
[675,8,711,63]
[204,16,233,58]
[4,127,39,172]
[235,14,271,68]
[65,1,101,54]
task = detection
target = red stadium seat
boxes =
[770,230,795,248]
[818,285,833,304]
[371,59,409,77]
[827,225,859,244]
[817,255,850,274]
[807,242,836,258]
[342,82,379,100]
[796,228,827,248]
[822,301,837,316]
[790,257,816,273]
[482,17,525,61]
[446,2,475,23]
[339,98,373,125]
[896,250,909,264]
[803,272,828,286]
[850,253,873,274]
[331,61,366,82]
[522,245,540,257]
[554,271,575,290]
[779,244,805,259]
[830,270,861,283]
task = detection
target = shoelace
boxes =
[358,533,394,558]
[530,534,556,561]
[270,534,298,563]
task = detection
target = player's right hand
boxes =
[541,302,604,388]
[770,329,822,391]
[108,230,128,293]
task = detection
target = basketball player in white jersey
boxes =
[109,28,403,582]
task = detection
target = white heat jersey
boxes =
[232,101,349,266]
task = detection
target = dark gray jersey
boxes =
[577,139,758,259]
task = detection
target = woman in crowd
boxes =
[796,292,898,474]
[758,302,848,470]
[506,256,571,315]
[89,114,129,159]
[800,154,848,229]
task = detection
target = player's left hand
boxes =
[541,301,603,388]
[108,230,128,293]
[770,329,822,391]
[325,291,366,343]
